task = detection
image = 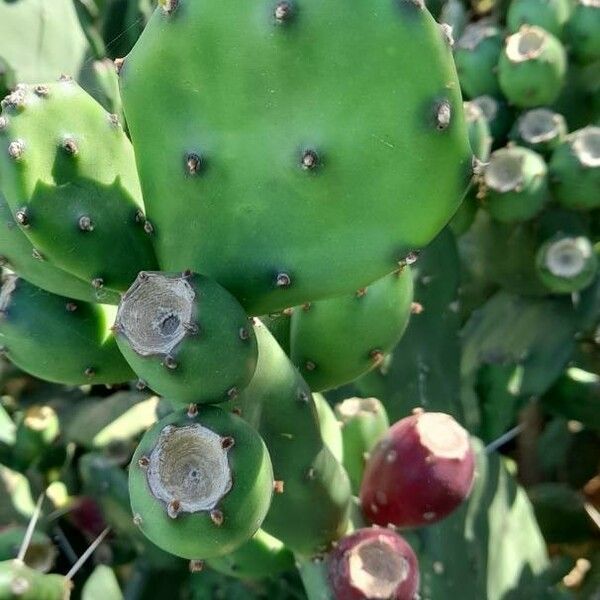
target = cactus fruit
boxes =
[0,560,71,600]
[114,271,258,405]
[0,190,116,304]
[469,95,515,145]
[335,397,390,495]
[549,126,600,210]
[510,108,567,155]
[535,234,598,293]
[360,410,475,528]
[0,80,156,300]
[454,24,504,99]
[565,0,600,64]
[225,321,351,556]
[206,529,294,580]
[129,406,273,559]
[480,146,549,222]
[507,0,572,38]
[498,26,567,108]
[289,268,414,392]
[465,102,493,162]
[327,528,420,600]
[0,275,133,385]
[119,0,472,314]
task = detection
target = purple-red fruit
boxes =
[328,528,419,600]
[360,410,475,528]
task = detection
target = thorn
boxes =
[297,389,309,402]
[31,248,44,261]
[187,403,198,418]
[15,208,30,227]
[221,436,235,450]
[143,220,154,235]
[305,360,316,371]
[135,379,147,390]
[210,509,224,526]
[91,278,104,290]
[227,387,239,400]
[33,85,49,98]
[167,499,181,519]
[275,1,294,22]
[273,480,285,494]
[276,272,291,288]
[369,349,384,364]
[84,367,96,378]
[189,560,204,573]
[300,149,319,170]
[17,492,46,562]
[61,136,79,156]
[8,140,25,159]
[185,152,203,175]
[65,302,78,312]
[163,355,178,370]
[133,514,143,526]
[356,287,367,298]
[138,456,150,468]
[78,215,94,232]
[135,210,144,223]
[65,527,111,580]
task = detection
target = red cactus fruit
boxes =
[360,410,475,528]
[328,527,419,600]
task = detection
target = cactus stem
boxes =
[78,215,94,232]
[210,509,224,526]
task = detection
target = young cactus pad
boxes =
[119,0,472,314]
[0,275,133,385]
[129,406,273,559]
[114,271,258,404]
[360,410,475,528]
[0,80,156,297]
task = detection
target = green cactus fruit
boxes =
[0,0,87,84]
[535,234,598,293]
[13,406,60,470]
[289,268,414,392]
[480,146,549,223]
[225,321,351,556]
[465,102,493,162]
[507,0,572,38]
[0,275,133,385]
[469,95,515,146]
[0,80,157,298]
[206,529,294,580]
[454,23,504,99]
[439,0,468,42]
[498,26,567,108]
[119,0,472,315]
[565,0,600,64]
[335,397,390,495]
[509,108,567,155]
[549,127,600,210]
[0,528,56,573]
[0,560,70,600]
[0,190,118,304]
[314,393,343,464]
[114,271,258,405]
[129,406,273,560]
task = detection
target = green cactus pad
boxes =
[114,271,258,405]
[0,275,133,385]
[0,560,70,600]
[549,127,600,210]
[507,0,572,38]
[206,529,294,580]
[289,268,414,392]
[0,190,118,304]
[481,146,549,223]
[225,321,351,556]
[120,0,472,315]
[129,406,273,560]
[454,23,504,99]
[335,397,390,494]
[565,0,600,64]
[498,26,567,108]
[0,80,156,295]
[535,234,598,293]
[509,108,567,155]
